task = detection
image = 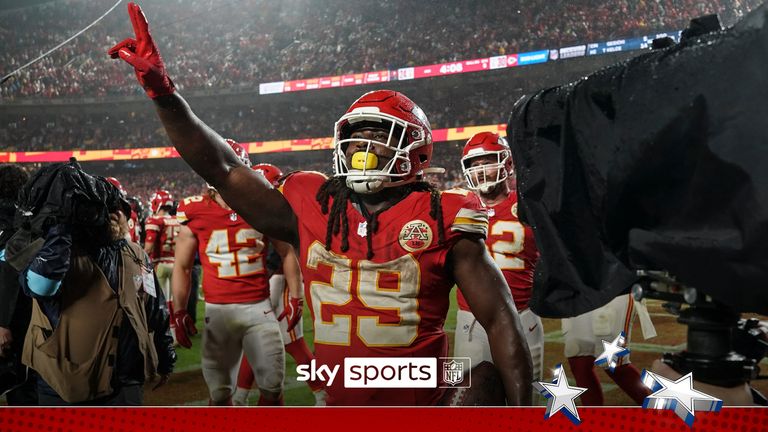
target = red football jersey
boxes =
[128,210,140,243]
[281,172,488,406]
[144,214,181,263]
[177,194,270,304]
[457,190,539,312]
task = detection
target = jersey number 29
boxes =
[306,241,420,347]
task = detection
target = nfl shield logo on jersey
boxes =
[442,360,463,386]
[357,221,368,237]
[229,212,238,221]
[398,219,433,252]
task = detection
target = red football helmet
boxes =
[105,177,127,196]
[253,163,284,187]
[332,90,433,194]
[461,132,513,193]
[150,189,174,214]
[225,138,251,167]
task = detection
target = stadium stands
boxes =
[0,0,759,100]
[1,0,762,200]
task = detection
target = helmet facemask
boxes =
[461,150,511,194]
[333,110,427,194]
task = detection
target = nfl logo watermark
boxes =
[439,357,471,388]
[443,360,463,385]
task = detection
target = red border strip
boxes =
[0,407,764,432]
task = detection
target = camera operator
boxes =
[0,164,37,405]
[11,164,176,405]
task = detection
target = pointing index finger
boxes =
[128,2,153,44]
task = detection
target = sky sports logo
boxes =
[296,357,472,388]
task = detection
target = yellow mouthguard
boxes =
[351,152,378,170]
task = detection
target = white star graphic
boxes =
[594,331,630,372]
[641,370,723,427]
[533,364,588,425]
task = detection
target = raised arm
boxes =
[152,95,298,245]
[450,236,533,405]
[108,2,298,246]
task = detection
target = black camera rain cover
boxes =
[508,7,768,317]
[16,161,103,237]
[14,161,127,237]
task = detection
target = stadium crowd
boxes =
[117,149,465,204]
[9,140,467,206]
[1,0,763,215]
[0,0,760,100]
[1,85,518,152]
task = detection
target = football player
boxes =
[456,132,543,393]
[234,163,326,406]
[144,189,180,316]
[170,141,302,406]
[561,295,652,405]
[105,177,141,243]
[110,3,532,405]
[126,195,147,243]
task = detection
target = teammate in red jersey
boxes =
[145,189,180,315]
[105,177,141,243]
[171,142,302,406]
[233,163,327,406]
[110,3,531,405]
[455,132,544,395]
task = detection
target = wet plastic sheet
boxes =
[508,6,768,317]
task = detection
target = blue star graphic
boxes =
[594,331,631,372]
[641,369,722,427]
[533,364,587,425]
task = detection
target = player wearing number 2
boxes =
[110,2,531,406]
[169,140,303,406]
[455,132,543,392]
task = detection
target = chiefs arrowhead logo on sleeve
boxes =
[399,219,433,252]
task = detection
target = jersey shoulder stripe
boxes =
[452,207,489,236]
[177,195,207,224]
[439,190,489,237]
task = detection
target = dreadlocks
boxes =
[316,178,446,259]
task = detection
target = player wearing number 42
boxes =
[454,132,544,397]
[170,140,304,406]
[109,1,532,406]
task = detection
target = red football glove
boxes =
[108,2,175,99]
[172,309,198,349]
[277,296,304,332]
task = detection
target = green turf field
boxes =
[167,294,768,407]
[174,286,461,406]
[7,291,765,406]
